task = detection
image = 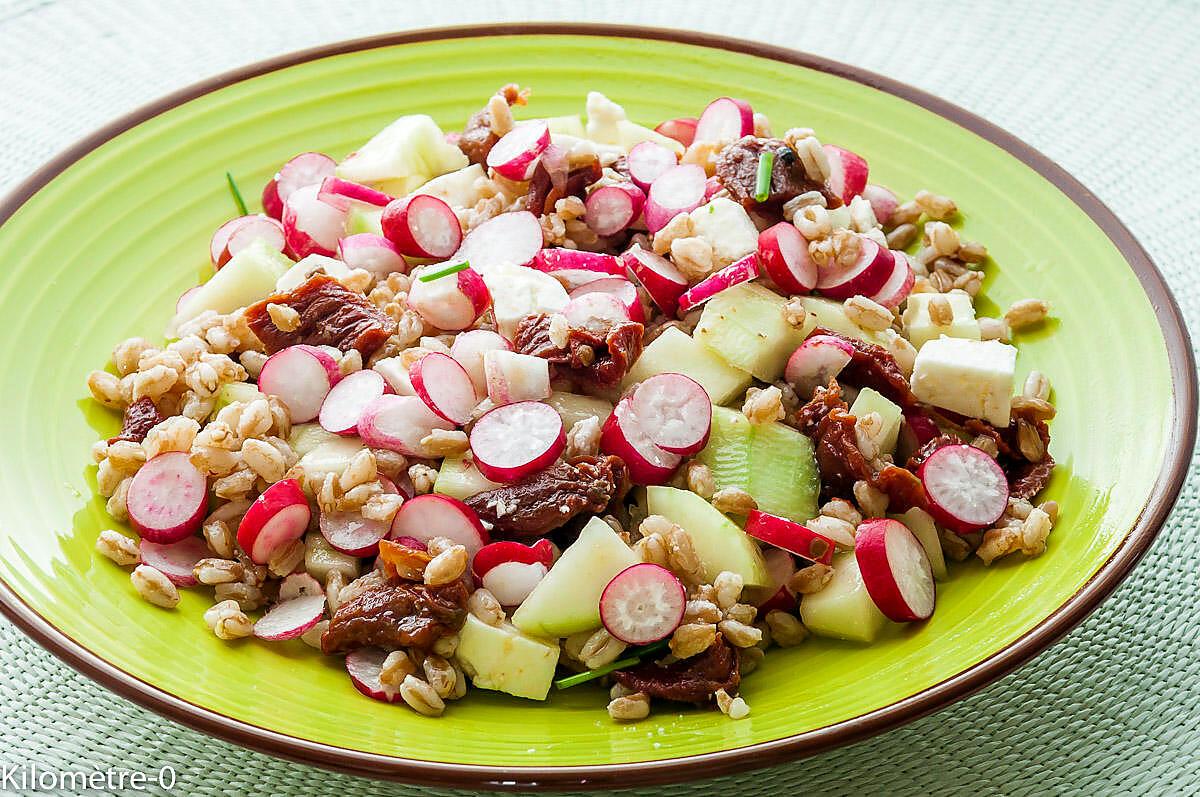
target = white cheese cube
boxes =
[585,91,627,145]
[689,198,759,267]
[910,337,1016,426]
[903,290,981,349]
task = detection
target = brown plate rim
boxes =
[0,22,1194,791]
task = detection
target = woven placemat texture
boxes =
[2,0,1198,794]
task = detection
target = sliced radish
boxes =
[784,334,855,396]
[483,350,551,405]
[127,452,207,544]
[392,535,427,551]
[584,183,646,237]
[254,594,326,641]
[626,141,679,191]
[318,176,392,208]
[621,245,687,316]
[211,215,286,268]
[823,145,870,205]
[454,211,543,271]
[486,120,551,181]
[704,176,724,200]
[598,397,681,485]
[471,538,555,579]
[569,277,644,324]
[815,235,893,300]
[677,253,759,314]
[918,444,1009,533]
[532,248,624,290]
[236,478,311,564]
[389,494,489,557]
[751,547,798,615]
[654,117,698,148]
[904,412,942,447]
[600,563,686,645]
[345,647,402,703]
[357,394,454,457]
[410,351,478,424]
[695,97,754,143]
[855,518,935,622]
[337,233,407,279]
[450,329,512,394]
[258,345,338,424]
[631,373,711,455]
[176,286,201,314]
[263,152,337,220]
[644,164,706,233]
[745,510,835,564]
[279,571,324,601]
[483,561,548,607]
[138,537,209,587]
[758,222,817,294]
[282,183,347,258]
[319,369,389,435]
[869,250,915,309]
[469,401,565,483]
[563,291,631,331]
[261,180,284,221]
[862,184,899,226]
[407,264,490,331]
[320,477,401,557]
[381,194,462,259]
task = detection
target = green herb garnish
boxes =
[753,150,775,203]
[553,640,670,690]
[418,260,470,283]
[226,171,249,216]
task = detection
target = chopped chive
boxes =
[226,172,249,216]
[418,260,470,283]
[708,203,716,214]
[553,639,670,690]
[753,150,775,203]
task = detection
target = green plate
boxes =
[0,25,1193,790]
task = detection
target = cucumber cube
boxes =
[694,283,812,381]
[455,614,560,701]
[849,388,903,455]
[646,486,770,587]
[799,551,888,642]
[622,326,751,406]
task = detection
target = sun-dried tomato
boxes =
[810,328,918,409]
[321,578,467,654]
[527,158,601,216]
[514,313,643,392]
[456,84,527,165]
[245,274,395,358]
[714,136,839,209]
[613,637,739,704]
[108,397,164,444]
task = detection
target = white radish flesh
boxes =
[694,97,754,143]
[381,194,462,259]
[626,141,679,190]
[563,291,631,331]
[127,452,208,544]
[263,151,336,219]
[278,572,324,601]
[584,183,646,237]
[357,394,454,457]
[236,478,311,564]
[758,222,817,294]
[869,250,916,309]
[450,329,512,394]
[569,277,644,323]
[918,444,1010,533]
[138,537,209,587]
[211,215,286,268]
[254,594,327,641]
[621,245,687,316]
[677,253,759,313]
[389,494,489,557]
[814,235,893,300]
[319,369,389,435]
[258,345,337,424]
[318,176,392,208]
[282,183,348,258]
[469,401,565,483]
[483,350,551,405]
[486,121,551,180]
[337,233,407,278]
[599,563,686,645]
[654,117,698,148]
[320,477,401,556]
[410,351,478,424]
[482,561,548,607]
[371,357,416,396]
[785,334,855,397]
[644,164,707,233]
[862,184,899,226]
[854,518,935,622]
[824,145,870,205]
[407,264,491,331]
[631,373,711,455]
[346,647,403,703]
[598,397,681,485]
[471,538,555,579]
[454,210,544,272]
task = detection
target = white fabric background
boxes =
[1,1,1198,794]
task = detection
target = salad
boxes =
[86,86,1058,722]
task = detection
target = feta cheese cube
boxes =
[585,92,626,145]
[689,198,759,267]
[849,388,903,455]
[903,290,981,349]
[910,337,1017,426]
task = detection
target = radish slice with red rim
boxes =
[320,477,401,557]
[127,452,207,544]
[254,594,327,641]
[337,233,407,279]
[861,184,899,226]
[626,141,679,190]
[469,401,565,483]
[138,537,210,587]
[258,345,338,424]
[644,164,706,233]
[745,510,836,564]
[854,518,935,622]
[654,117,698,148]
[357,394,454,457]
[318,176,392,208]
[562,291,631,332]
[621,245,687,316]
[569,277,644,323]
[823,144,870,205]
[319,369,390,435]
[211,215,286,268]
[282,183,347,259]
[758,222,817,294]
[869,250,916,309]
[345,647,403,703]
[263,151,336,220]
[471,538,555,580]
[407,264,491,331]
[381,194,462,259]
[236,478,311,564]
[631,373,712,455]
[918,444,1009,533]
[482,561,548,607]
[532,248,624,290]
[694,97,754,143]
[814,235,894,300]
[454,210,543,271]
[584,183,646,237]
[599,397,682,485]
[388,494,489,557]
[410,351,478,424]
[486,120,551,180]
[677,253,760,314]
[785,334,855,397]
[483,350,551,405]
[600,563,686,645]
[450,329,512,394]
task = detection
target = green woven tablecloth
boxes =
[2,0,1198,793]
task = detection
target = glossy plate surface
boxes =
[0,25,1193,790]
